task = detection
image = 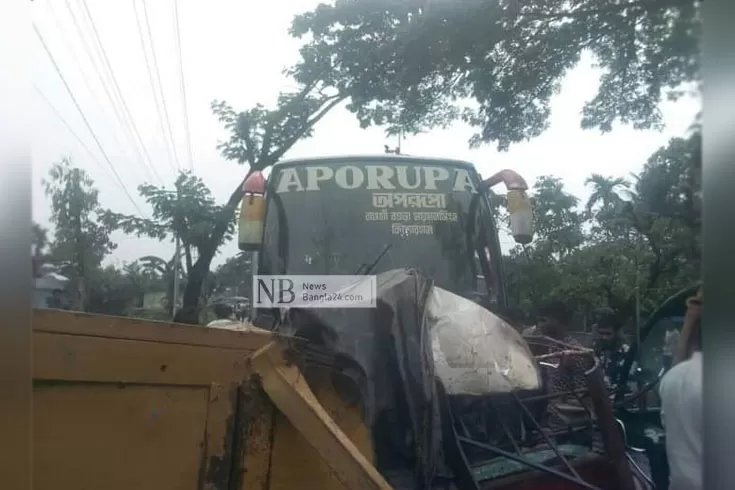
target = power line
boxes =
[34,22,145,217]
[61,0,156,185]
[44,1,106,131]
[77,0,164,185]
[45,0,157,189]
[141,0,181,172]
[35,85,102,167]
[173,0,194,171]
[132,0,177,174]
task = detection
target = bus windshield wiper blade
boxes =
[353,244,392,276]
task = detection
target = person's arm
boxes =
[674,290,702,365]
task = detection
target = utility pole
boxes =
[249,251,258,321]
[173,235,180,320]
[635,266,641,348]
[172,184,181,320]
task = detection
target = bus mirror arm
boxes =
[482,169,529,192]
[481,170,534,245]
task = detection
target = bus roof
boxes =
[272,154,478,171]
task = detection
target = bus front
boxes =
[238,155,532,316]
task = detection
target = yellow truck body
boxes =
[32,308,379,490]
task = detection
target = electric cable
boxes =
[141,0,181,172]
[132,0,178,174]
[173,0,194,171]
[34,22,146,217]
[78,0,164,184]
[61,0,158,185]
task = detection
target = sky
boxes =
[31,0,701,269]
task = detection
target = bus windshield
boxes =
[259,158,504,306]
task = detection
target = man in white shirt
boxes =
[659,289,702,490]
[207,303,236,327]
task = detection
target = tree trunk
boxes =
[173,172,252,324]
[174,257,210,324]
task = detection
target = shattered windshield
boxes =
[259,158,504,306]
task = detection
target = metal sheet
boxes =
[427,287,542,395]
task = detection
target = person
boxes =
[531,301,594,433]
[207,303,235,327]
[592,307,634,391]
[659,287,702,490]
[535,302,592,396]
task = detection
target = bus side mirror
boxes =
[238,171,267,252]
[507,189,533,245]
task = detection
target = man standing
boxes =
[534,302,591,396]
[659,288,702,490]
[531,302,593,431]
[592,307,634,391]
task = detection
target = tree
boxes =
[43,158,116,310]
[32,222,50,259]
[503,126,701,328]
[138,255,186,316]
[32,221,51,277]
[291,0,700,150]
[211,252,253,299]
[503,175,585,313]
[159,79,344,324]
[87,264,142,316]
[623,126,702,306]
[585,174,634,241]
[530,176,585,258]
[102,172,221,317]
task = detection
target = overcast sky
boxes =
[32,0,700,268]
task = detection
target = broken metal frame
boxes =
[443,347,637,490]
[248,337,637,490]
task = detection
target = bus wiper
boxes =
[353,244,392,276]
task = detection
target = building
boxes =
[32,258,71,309]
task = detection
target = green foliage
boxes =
[291,0,700,150]
[504,128,701,327]
[43,158,117,309]
[32,222,50,258]
[86,264,144,316]
[210,83,344,169]
[102,171,234,258]
[98,76,346,324]
[167,81,345,324]
[211,252,253,298]
[37,128,699,329]
[32,221,51,276]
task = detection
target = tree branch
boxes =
[519,1,655,21]
[259,80,322,161]
[268,95,347,163]
[237,115,258,165]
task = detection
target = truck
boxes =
[33,155,646,490]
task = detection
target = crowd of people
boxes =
[521,289,702,490]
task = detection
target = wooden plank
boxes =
[34,383,210,490]
[249,342,393,490]
[32,308,274,351]
[34,332,249,386]
[267,367,376,490]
